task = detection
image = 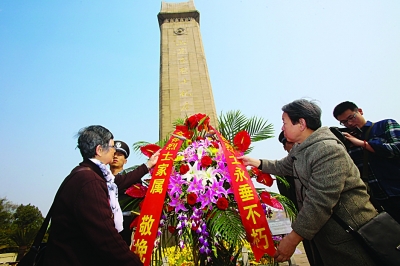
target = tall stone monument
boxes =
[157,0,218,140]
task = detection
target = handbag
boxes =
[332,211,400,266]
[18,166,91,266]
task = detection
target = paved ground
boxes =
[280,242,310,266]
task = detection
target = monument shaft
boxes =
[158,0,217,140]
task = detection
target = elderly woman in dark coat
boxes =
[44,125,159,266]
[240,99,378,266]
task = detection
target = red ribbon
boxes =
[212,126,276,261]
[131,129,184,265]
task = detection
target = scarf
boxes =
[90,158,123,232]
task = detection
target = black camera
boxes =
[329,126,362,149]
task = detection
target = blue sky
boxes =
[1,0,399,215]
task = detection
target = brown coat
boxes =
[44,159,147,266]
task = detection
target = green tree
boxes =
[0,198,17,249]
[9,204,44,260]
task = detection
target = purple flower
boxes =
[198,190,213,209]
[168,174,186,197]
[196,226,202,234]
[178,212,187,220]
[169,196,188,213]
[199,246,206,254]
[199,235,205,244]
[209,180,227,201]
[187,175,204,194]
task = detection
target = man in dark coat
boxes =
[44,125,159,266]
[333,101,400,223]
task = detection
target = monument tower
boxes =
[157,0,218,140]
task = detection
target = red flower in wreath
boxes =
[233,130,251,152]
[176,125,194,139]
[216,197,229,210]
[168,226,176,234]
[125,183,147,198]
[166,205,174,212]
[191,224,199,231]
[201,156,213,168]
[184,113,210,131]
[260,191,283,210]
[196,114,210,131]
[257,173,274,187]
[185,114,200,129]
[187,193,198,205]
[179,164,190,175]
[140,144,161,158]
[211,141,219,148]
[251,167,274,187]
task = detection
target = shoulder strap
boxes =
[362,123,375,180]
[31,166,91,251]
[331,212,357,234]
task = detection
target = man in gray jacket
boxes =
[240,99,377,266]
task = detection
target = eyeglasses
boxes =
[339,113,357,126]
[104,144,117,150]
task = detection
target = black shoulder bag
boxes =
[18,166,91,266]
[332,211,400,265]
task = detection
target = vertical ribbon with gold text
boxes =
[212,127,276,260]
[131,129,184,265]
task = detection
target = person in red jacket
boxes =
[44,125,159,266]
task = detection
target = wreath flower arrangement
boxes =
[123,112,296,266]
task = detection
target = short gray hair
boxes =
[76,125,114,159]
[282,99,322,130]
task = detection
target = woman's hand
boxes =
[274,231,303,262]
[147,150,161,168]
[237,155,261,168]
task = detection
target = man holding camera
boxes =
[333,101,400,223]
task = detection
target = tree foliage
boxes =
[0,198,17,247]
[0,198,44,257]
[12,204,43,231]
[217,110,274,154]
